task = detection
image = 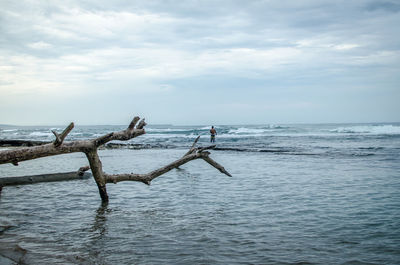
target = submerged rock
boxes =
[0,243,27,264]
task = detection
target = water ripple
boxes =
[0,148,399,264]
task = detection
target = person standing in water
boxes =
[210,126,217,143]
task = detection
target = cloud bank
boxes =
[0,0,399,125]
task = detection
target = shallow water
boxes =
[1,147,399,264]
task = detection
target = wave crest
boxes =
[330,125,400,135]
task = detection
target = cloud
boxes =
[333,44,360,50]
[27,41,53,50]
[0,0,399,124]
[366,0,400,12]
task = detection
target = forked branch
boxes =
[0,117,146,166]
[52,122,74,147]
[105,136,231,185]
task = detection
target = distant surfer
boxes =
[210,126,217,143]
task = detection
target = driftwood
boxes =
[0,139,48,147]
[0,171,91,186]
[0,116,231,202]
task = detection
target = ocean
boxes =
[0,123,399,264]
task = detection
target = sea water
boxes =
[0,123,399,264]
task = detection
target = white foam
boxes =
[29,132,53,137]
[228,127,270,134]
[217,133,264,138]
[200,126,225,130]
[330,125,400,135]
[141,133,198,139]
[146,128,190,132]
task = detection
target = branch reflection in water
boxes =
[92,202,110,237]
[86,202,111,263]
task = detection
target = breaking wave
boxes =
[330,125,400,135]
[29,132,54,137]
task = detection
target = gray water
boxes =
[1,148,399,264]
[0,123,400,264]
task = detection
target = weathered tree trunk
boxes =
[0,116,231,202]
[0,171,91,186]
[85,150,109,202]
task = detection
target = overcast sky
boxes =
[1,0,399,125]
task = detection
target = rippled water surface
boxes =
[1,123,400,264]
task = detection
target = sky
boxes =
[0,0,399,125]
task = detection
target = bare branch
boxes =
[77,165,90,176]
[0,117,145,166]
[183,135,201,156]
[106,152,203,184]
[128,116,141,130]
[0,140,93,166]
[110,129,145,141]
[60,122,74,141]
[92,117,146,146]
[136,118,147,129]
[201,154,232,177]
[0,171,92,187]
[106,140,232,185]
[95,133,114,147]
[52,122,74,147]
[52,130,61,145]
[105,173,149,185]
[192,135,201,147]
[197,145,216,153]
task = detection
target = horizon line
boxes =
[1,121,400,127]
